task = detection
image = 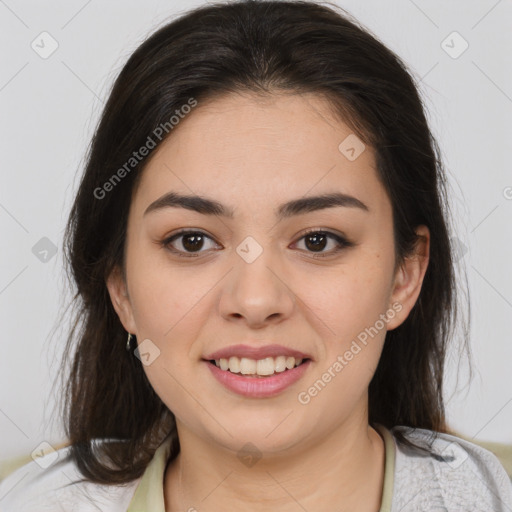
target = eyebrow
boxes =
[143,191,369,219]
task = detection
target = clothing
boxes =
[0,424,511,511]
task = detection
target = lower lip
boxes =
[204,360,311,398]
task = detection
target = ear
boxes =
[386,225,430,331]
[105,265,138,335]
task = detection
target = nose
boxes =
[218,244,296,328]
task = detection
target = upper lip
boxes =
[204,344,312,361]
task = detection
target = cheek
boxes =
[302,258,392,342]
[126,262,207,417]
[130,277,208,346]
[126,243,210,337]
[303,269,391,414]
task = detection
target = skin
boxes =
[107,91,430,511]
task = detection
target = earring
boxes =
[126,332,135,351]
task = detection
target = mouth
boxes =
[202,344,313,397]
[204,356,312,398]
[205,356,311,378]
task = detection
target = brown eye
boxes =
[162,230,219,257]
[294,230,353,257]
[181,233,206,252]
[304,232,329,252]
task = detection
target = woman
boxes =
[1,1,511,510]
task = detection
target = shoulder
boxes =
[389,425,512,512]
[0,444,140,512]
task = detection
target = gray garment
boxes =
[389,426,512,512]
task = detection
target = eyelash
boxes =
[160,228,354,259]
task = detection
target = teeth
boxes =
[285,356,295,370]
[214,356,305,376]
[257,357,275,376]
[240,357,256,375]
[228,356,240,373]
[274,355,287,372]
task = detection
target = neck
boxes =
[164,415,385,512]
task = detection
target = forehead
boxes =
[133,92,388,219]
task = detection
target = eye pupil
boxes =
[305,232,327,252]
[182,233,204,252]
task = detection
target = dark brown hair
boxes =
[56,0,472,485]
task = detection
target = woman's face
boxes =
[107,91,428,454]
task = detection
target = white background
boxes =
[0,0,511,460]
